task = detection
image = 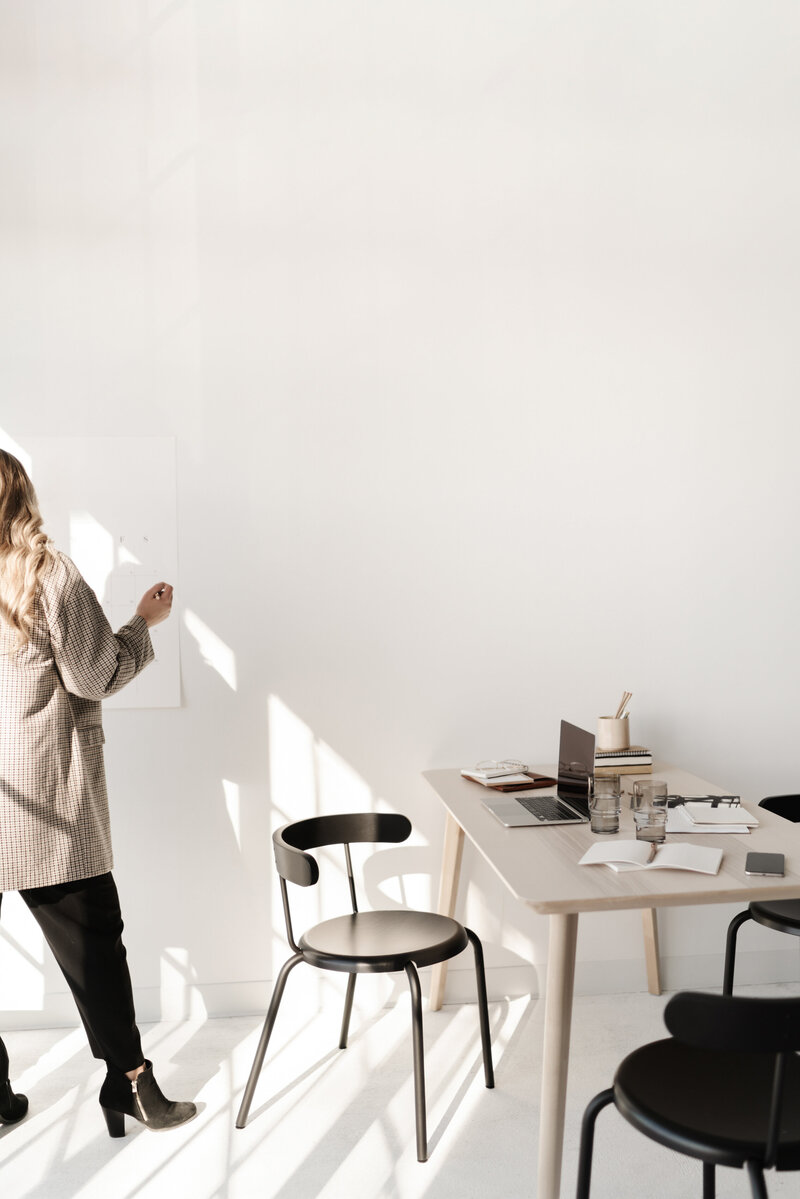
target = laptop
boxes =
[482,720,595,827]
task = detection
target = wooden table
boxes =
[423,764,800,1199]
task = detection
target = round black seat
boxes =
[748,899,800,932]
[299,910,468,972]
[615,1038,800,1171]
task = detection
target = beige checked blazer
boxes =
[0,552,154,891]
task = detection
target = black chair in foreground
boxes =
[576,991,800,1199]
[723,794,800,995]
[235,812,494,1161]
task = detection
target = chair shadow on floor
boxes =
[243,991,542,1199]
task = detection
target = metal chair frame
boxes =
[235,812,494,1161]
[723,795,800,995]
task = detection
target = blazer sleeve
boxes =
[41,554,155,701]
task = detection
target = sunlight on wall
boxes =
[315,740,373,812]
[160,946,205,1021]
[267,694,319,822]
[183,608,237,690]
[0,428,32,471]
[266,695,435,966]
[223,778,241,850]
[69,510,114,601]
[267,694,376,823]
[0,894,44,1010]
[117,541,141,567]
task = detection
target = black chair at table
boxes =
[235,812,494,1161]
[576,991,800,1199]
[723,794,800,995]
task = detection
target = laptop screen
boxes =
[557,720,595,816]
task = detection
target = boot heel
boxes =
[102,1107,126,1138]
[0,1080,28,1125]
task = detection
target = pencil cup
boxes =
[589,775,621,834]
[596,716,630,752]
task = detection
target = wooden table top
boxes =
[423,764,800,915]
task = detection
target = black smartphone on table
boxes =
[745,852,785,877]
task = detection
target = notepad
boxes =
[683,803,759,826]
[667,806,754,834]
[579,840,723,875]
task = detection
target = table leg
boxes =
[641,908,661,995]
[538,912,579,1199]
[429,811,465,1011]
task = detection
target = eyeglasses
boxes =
[475,759,527,776]
[664,794,741,808]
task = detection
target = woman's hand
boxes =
[136,582,174,628]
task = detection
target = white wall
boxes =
[2,1,800,1027]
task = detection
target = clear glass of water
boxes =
[631,779,669,810]
[590,775,621,834]
[634,807,667,843]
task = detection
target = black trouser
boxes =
[0,872,144,1074]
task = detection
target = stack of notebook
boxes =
[594,746,653,776]
[460,765,557,791]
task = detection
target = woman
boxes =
[0,448,195,1135]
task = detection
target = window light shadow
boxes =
[0,428,32,471]
[222,779,241,850]
[69,510,115,601]
[0,895,45,1010]
[183,609,237,691]
[161,947,206,1023]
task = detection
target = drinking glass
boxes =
[632,779,669,843]
[634,807,667,843]
[590,775,621,834]
[631,779,668,810]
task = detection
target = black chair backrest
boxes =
[665,991,800,1054]
[274,813,412,887]
[664,990,800,1168]
[759,795,800,823]
[272,812,413,951]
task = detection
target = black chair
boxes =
[235,812,494,1161]
[576,991,800,1199]
[723,795,800,995]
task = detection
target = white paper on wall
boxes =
[3,435,181,709]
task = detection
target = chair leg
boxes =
[466,928,494,1089]
[723,909,753,995]
[575,1087,614,1199]
[404,961,428,1162]
[745,1161,769,1199]
[703,1161,716,1199]
[339,973,357,1049]
[235,952,303,1129]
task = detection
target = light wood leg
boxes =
[641,908,661,995]
[538,912,579,1199]
[429,811,465,1011]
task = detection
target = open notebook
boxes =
[580,841,723,875]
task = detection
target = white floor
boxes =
[1,980,796,1199]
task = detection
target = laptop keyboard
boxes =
[516,795,574,821]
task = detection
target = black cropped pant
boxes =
[0,872,144,1074]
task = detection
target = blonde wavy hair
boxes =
[0,449,54,646]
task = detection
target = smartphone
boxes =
[745,851,785,877]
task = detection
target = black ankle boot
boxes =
[99,1060,196,1136]
[0,1039,28,1125]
